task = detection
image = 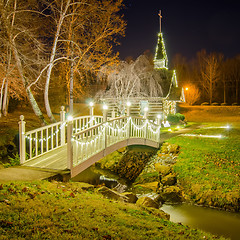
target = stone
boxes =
[136,196,159,209]
[160,186,182,203]
[161,143,180,154]
[155,164,171,176]
[144,208,170,220]
[122,192,138,203]
[137,182,159,191]
[161,173,177,186]
[96,186,128,202]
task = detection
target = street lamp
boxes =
[89,101,94,116]
[126,101,131,116]
[143,107,148,119]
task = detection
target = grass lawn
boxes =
[166,122,240,211]
[0,181,227,240]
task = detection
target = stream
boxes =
[72,166,240,240]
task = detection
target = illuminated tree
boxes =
[35,0,125,121]
[96,55,163,112]
[197,50,223,104]
[0,0,47,122]
[0,0,125,122]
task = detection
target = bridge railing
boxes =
[19,107,103,164]
[70,116,161,168]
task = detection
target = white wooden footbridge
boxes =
[19,106,161,178]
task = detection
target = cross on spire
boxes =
[158,10,162,32]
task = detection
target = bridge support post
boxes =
[60,106,66,146]
[67,120,73,170]
[19,115,26,164]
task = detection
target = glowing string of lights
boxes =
[25,122,66,142]
[72,117,161,146]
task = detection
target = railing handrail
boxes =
[72,116,159,137]
[25,121,65,135]
[25,115,103,135]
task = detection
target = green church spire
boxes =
[154,11,168,69]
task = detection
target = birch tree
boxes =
[40,0,125,121]
[0,0,48,122]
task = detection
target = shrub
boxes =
[167,113,185,124]
[201,102,209,106]
[3,153,20,168]
[211,102,219,106]
[221,102,228,106]
[176,113,185,121]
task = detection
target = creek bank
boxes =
[94,141,240,213]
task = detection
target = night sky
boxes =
[116,0,240,61]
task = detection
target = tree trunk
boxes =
[44,0,71,122]
[2,79,9,116]
[223,80,226,103]
[210,80,212,104]
[0,78,6,117]
[236,80,239,104]
[12,42,47,124]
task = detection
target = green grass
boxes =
[166,123,240,211]
[0,181,227,240]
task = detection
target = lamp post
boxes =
[126,101,131,116]
[89,101,94,116]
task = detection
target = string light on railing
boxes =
[25,122,66,143]
[72,125,106,146]
[72,117,99,132]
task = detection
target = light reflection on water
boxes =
[72,166,240,240]
[161,204,240,240]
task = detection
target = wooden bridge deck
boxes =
[23,145,67,170]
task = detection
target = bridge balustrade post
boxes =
[102,105,108,150]
[89,102,94,127]
[60,106,66,146]
[19,115,26,164]
[67,120,73,170]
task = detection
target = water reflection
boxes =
[161,203,240,240]
[72,166,240,240]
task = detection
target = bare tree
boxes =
[197,50,223,104]
[0,0,47,122]
[227,56,240,104]
[39,0,125,121]
[184,84,201,105]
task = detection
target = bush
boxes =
[232,102,238,106]
[3,153,20,168]
[176,113,185,121]
[167,113,185,124]
[211,102,219,106]
[221,102,228,106]
[201,102,209,106]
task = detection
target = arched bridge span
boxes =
[19,114,161,178]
